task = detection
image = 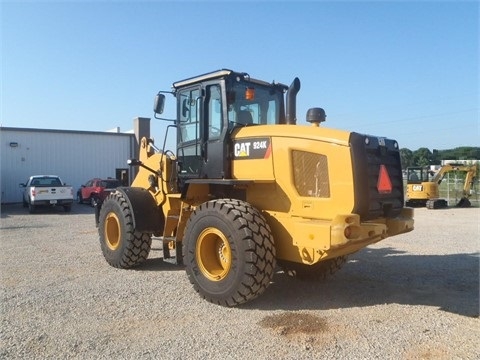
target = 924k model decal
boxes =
[233,138,271,160]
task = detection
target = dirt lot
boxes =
[1,203,479,359]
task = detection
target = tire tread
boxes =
[99,192,151,269]
[184,198,276,306]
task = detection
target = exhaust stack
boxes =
[286,77,301,125]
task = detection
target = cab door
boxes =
[176,84,228,186]
[200,83,227,179]
[176,87,205,188]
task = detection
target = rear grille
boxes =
[292,150,330,198]
[350,133,404,220]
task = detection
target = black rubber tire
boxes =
[278,256,348,281]
[183,199,276,307]
[406,200,427,208]
[77,192,83,204]
[28,199,35,214]
[98,192,152,269]
[90,195,99,208]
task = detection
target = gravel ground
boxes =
[1,203,479,359]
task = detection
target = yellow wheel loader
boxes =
[405,164,478,209]
[96,69,414,306]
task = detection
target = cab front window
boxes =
[227,81,283,126]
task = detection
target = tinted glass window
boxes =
[178,88,201,143]
[227,81,282,125]
[101,180,120,188]
[207,85,223,140]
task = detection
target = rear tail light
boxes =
[344,225,361,239]
[343,216,361,239]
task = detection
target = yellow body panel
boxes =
[229,125,413,264]
[131,129,414,266]
[406,182,439,200]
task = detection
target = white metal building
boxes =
[0,118,151,204]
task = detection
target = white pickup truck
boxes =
[21,175,74,213]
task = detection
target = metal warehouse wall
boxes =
[1,127,136,204]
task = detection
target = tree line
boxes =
[400,146,480,168]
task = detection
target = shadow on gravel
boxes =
[251,247,479,318]
[135,257,185,272]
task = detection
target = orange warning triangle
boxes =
[377,165,392,194]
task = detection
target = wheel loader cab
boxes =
[171,70,287,191]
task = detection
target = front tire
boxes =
[183,199,276,307]
[98,192,152,268]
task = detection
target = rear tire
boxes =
[183,199,276,306]
[98,192,152,268]
[278,256,348,280]
[28,199,35,214]
[90,195,99,208]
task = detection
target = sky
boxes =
[1,0,478,152]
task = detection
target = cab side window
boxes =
[207,85,223,140]
[177,87,202,177]
[178,88,201,143]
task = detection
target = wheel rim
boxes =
[196,227,231,281]
[105,212,121,250]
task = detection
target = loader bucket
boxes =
[456,198,471,208]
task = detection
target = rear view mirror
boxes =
[154,93,165,114]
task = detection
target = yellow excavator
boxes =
[96,69,414,306]
[405,163,478,209]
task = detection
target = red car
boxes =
[77,178,121,207]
